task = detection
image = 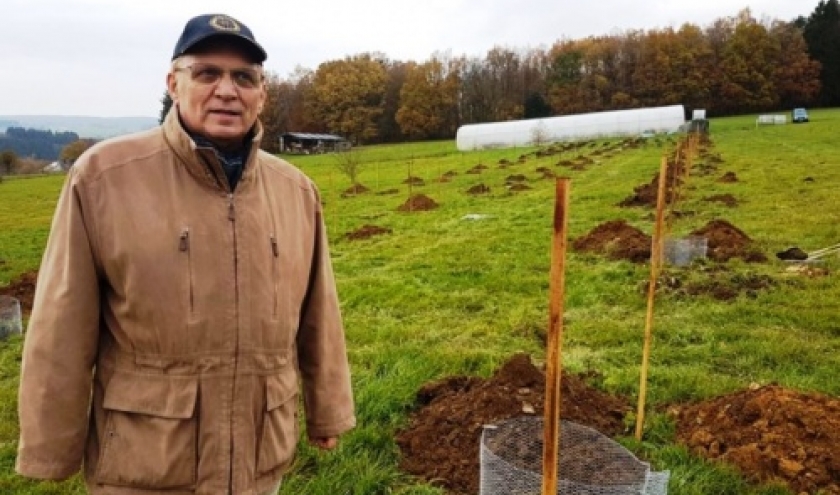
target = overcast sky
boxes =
[1,0,815,118]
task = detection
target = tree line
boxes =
[243,4,837,151]
[0,127,80,162]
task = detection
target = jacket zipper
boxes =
[179,227,193,316]
[271,234,279,318]
[227,193,239,494]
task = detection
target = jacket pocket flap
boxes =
[103,372,198,419]
[266,371,299,411]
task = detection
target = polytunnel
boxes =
[456,105,686,151]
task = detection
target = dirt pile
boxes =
[673,384,840,494]
[396,354,631,495]
[466,184,490,195]
[398,194,439,212]
[376,188,400,195]
[345,224,392,241]
[718,171,739,183]
[507,183,532,192]
[0,271,37,316]
[619,160,685,208]
[340,183,370,197]
[691,219,767,262]
[573,220,651,263]
[702,194,738,207]
[403,176,426,186]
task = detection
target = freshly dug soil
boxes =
[398,194,439,212]
[691,219,767,262]
[718,171,739,183]
[507,183,532,192]
[572,220,651,263]
[466,184,490,195]
[396,353,631,495]
[0,271,37,316]
[673,384,840,494]
[345,224,392,241]
[403,176,426,186]
[340,183,370,197]
[702,194,738,207]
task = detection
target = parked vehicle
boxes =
[792,108,809,123]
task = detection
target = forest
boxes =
[246,3,839,151]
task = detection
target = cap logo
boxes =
[209,15,240,32]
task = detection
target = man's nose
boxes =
[214,73,239,96]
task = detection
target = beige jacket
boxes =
[16,110,355,494]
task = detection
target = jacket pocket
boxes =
[95,372,199,489]
[257,371,299,475]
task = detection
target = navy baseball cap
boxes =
[172,14,267,63]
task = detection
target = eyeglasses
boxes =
[174,63,263,89]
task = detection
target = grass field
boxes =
[1,110,839,494]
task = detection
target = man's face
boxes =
[167,46,266,149]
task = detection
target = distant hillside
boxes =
[0,115,158,139]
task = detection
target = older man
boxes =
[16,13,355,495]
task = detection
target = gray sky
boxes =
[2,0,814,117]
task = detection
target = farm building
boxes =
[456,105,686,151]
[279,132,350,154]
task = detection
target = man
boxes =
[16,13,355,495]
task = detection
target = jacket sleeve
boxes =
[16,167,102,480]
[296,190,356,439]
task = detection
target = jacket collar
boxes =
[162,107,264,193]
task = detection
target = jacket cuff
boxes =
[306,414,356,439]
[15,455,79,481]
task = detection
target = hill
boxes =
[0,115,157,139]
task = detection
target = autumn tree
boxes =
[802,0,840,105]
[0,149,18,175]
[377,59,411,143]
[308,54,387,144]
[770,20,821,108]
[59,139,94,164]
[396,56,460,139]
[260,72,284,153]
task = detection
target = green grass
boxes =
[1,111,839,494]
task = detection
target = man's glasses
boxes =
[174,63,263,89]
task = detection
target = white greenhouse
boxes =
[456,105,686,151]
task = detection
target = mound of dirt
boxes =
[673,384,840,494]
[466,184,490,195]
[340,183,370,197]
[396,353,631,495]
[702,194,738,207]
[376,188,400,195]
[403,176,426,186]
[619,172,679,208]
[572,220,651,263]
[398,194,439,212]
[691,219,767,262]
[507,183,532,192]
[505,174,527,183]
[345,224,392,241]
[467,164,488,174]
[0,271,37,317]
[718,171,739,183]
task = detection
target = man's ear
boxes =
[166,72,179,103]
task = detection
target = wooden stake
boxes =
[542,178,571,495]
[635,156,669,441]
